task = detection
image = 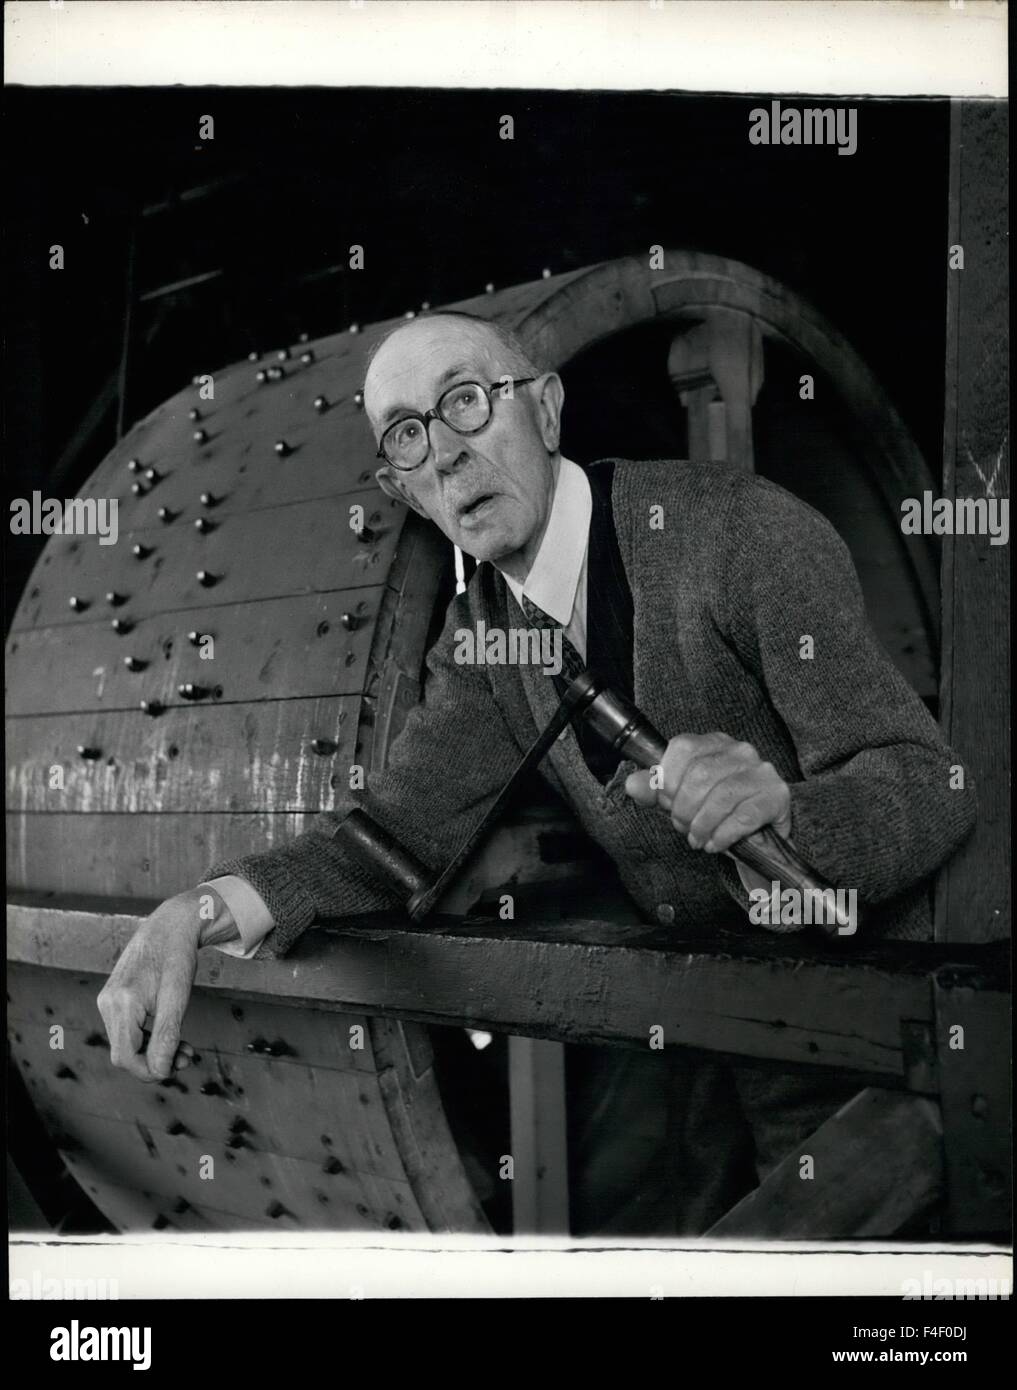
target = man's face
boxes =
[364,317,563,567]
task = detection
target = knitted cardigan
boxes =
[207,459,976,956]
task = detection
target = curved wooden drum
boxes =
[6,251,939,1232]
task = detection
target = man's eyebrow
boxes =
[377,363,481,427]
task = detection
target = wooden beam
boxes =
[508,1037,570,1234]
[706,1087,944,1239]
[936,99,1010,942]
[933,967,1011,1237]
[8,894,978,1083]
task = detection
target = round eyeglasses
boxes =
[376,378,536,471]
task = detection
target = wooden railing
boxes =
[8,892,1010,1240]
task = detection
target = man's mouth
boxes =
[457,492,497,523]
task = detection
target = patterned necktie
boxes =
[520,595,586,683]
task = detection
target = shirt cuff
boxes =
[199,876,275,960]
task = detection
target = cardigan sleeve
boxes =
[203,582,523,958]
[717,475,976,907]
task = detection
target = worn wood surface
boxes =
[509,1037,570,1234]
[15,491,401,632]
[8,897,951,1082]
[6,814,311,898]
[7,698,358,814]
[936,100,1010,943]
[706,1087,944,1239]
[9,961,488,1234]
[933,968,1011,1237]
[6,589,379,714]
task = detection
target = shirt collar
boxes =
[501,456,591,626]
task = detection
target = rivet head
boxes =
[178,682,210,700]
[340,612,359,631]
[124,655,147,672]
[193,429,208,444]
[266,365,284,381]
[140,698,164,717]
[247,351,260,362]
[298,331,310,344]
[77,745,102,760]
[157,506,176,523]
[199,491,218,508]
[276,348,289,361]
[313,395,328,413]
[196,570,218,587]
[655,903,676,925]
[131,482,146,497]
[106,591,125,607]
[485,283,495,294]
[188,407,201,421]
[274,440,291,457]
[311,738,338,756]
[404,310,415,319]
[349,323,360,334]
[255,369,267,384]
[541,267,552,278]
[300,350,314,365]
[111,617,134,635]
[353,391,364,409]
[194,516,215,534]
[144,467,160,483]
[68,596,89,613]
[132,543,152,559]
[127,458,142,472]
[187,631,203,646]
[421,301,431,310]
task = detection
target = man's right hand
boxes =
[97,887,230,1082]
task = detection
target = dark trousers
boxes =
[566,1045,861,1237]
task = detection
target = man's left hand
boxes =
[624,731,791,853]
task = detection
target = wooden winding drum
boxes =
[6,251,940,1233]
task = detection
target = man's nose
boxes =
[429,419,470,474]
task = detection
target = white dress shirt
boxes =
[204,455,756,956]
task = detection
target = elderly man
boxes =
[99,310,975,1235]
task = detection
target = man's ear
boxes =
[376,466,428,517]
[533,372,565,453]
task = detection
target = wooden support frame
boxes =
[936,99,1010,943]
[706,1088,944,1240]
[7,896,1010,1237]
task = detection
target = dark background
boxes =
[4,88,949,629]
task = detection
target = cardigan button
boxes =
[655,903,675,925]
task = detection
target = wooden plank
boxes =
[371,1018,491,1233]
[936,100,1010,942]
[933,970,1011,1237]
[12,491,403,631]
[16,1039,411,1184]
[9,965,379,1074]
[6,814,310,898]
[6,589,381,714]
[41,1108,425,1233]
[7,698,358,813]
[508,1037,569,1234]
[706,1087,943,1239]
[7,898,943,1080]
